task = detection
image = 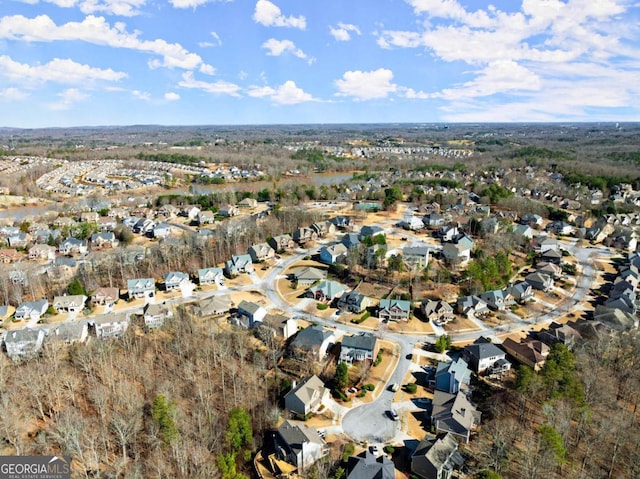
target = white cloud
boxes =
[178,71,241,96]
[253,0,306,29]
[261,38,307,59]
[335,68,397,100]
[0,87,29,101]
[199,31,222,48]
[247,80,314,104]
[13,0,147,16]
[199,63,216,75]
[402,87,429,99]
[169,0,208,8]
[164,92,180,101]
[0,15,206,70]
[49,88,88,110]
[132,89,150,101]
[0,55,127,85]
[433,60,541,100]
[329,23,361,42]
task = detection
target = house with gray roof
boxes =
[237,300,267,327]
[463,337,510,374]
[292,266,327,286]
[421,300,454,325]
[274,421,328,472]
[411,432,464,479]
[319,243,348,265]
[341,233,360,249]
[163,271,191,291]
[377,298,411,321]
[525,271,554,292]
[403,246,431,269]
[284,375,330,417]
[269,234,295,252]
[91,312,130,339]
[291,325,336,360]
[224,254,254,276]
[347,451,395,479]
[53,294,87,314]
[248,242,275,262]
[197,294,233,317]
[3,328,46,361]
[306,280,348,302]
[337,291,372,314]
[127,278,156,301]
[59,237,88,255]
[431,390,481,444]
[198,267,225,286]
[480,289,515,310]
[456,295,489,318]
[509,281,534,303]
[144,303,174,330]
[50,321,89,344]
[339,333,378,364]
[435,358,471,394]
[91,287,119,307]
[14,299,49,322]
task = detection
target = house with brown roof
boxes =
[501,337,550,371]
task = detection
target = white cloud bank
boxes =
[261,39,308,60]
[253,0,306,29]
[247,80,315,104]
[329,23,361,41]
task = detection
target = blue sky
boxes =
[1,0,639,127]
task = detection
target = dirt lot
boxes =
[443,315,480,333]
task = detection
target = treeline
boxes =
[562,170,640,191]
[136,152,207,165]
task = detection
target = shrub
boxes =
[342,443,355,462]
[383,445,395,454]
[356,391,366,398]
[316,303,329,310]
[404,383,418,394]
[363,384,375,391]
[373,350,384,367]
[360,311,371,321]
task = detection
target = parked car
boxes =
[389,383,399,392]
[387,409,399,421]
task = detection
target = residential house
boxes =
[306,280,348,302]
[59,237,88,255]
[341,233,360,250]
[28,244,56,261]
[224,254,254,276]
[50,321,89,344]
[422,213,445,229]
[292,266,327,286]
[181,205,201,221]
[337,291,372,314]
[9,269,29,286]
[509,281,535,303]
[163,271,191,291]
[520,213,543,227]
[274,420,328,471]
[269,234,295,251]
[347,451,395,479]
[197,294,233,317]
[248,242,276,262]
[592,305,638,332]
[456,295,489,318]
[3,328,46,361]
[14,299,49,321]
[198,267,225,286]
[501,337,550,371]
[329,216,352,230]
[319,243,348,265]
[359,225,384,240]
[143,302,174,330]
[291,325,336,360]
[90,231,118,249]
[127,278,156,301]
[237,300,267,327]
[91,287,120,307]
[480,289,515,310]
[91,312,130,339]
[219,205,239,217]
[197,210,216,226]
[537,261,563,278]
[152,222,172,239]
[259,313,298,340]
[463,337,510,374]
[53,294,87,314]
[439,226,459,242]
[80,211,99,223]
[47,257,78,280]
[431,390,481,444]
[310,221,336,238]
[378,298,411,321]
[97,217,117,231]
[293,227,318,244]
[538,237,559,253]
[513,224,534,240]
[0,305,13,321]
[537,322,582,349]
[53,216,76,229]
[133,218,155,234]
[399,216,425,231]
[339,333,378,364]
[411,433,464,479]
[238,197,258,208]
[403,246,430,269]
[435,358,471,394]
[442,235,473,267]
[525,272,554,292]
[284,375,330,417]
[7,233,30,248]
[546,221,574,235]
[421,300,454,325]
